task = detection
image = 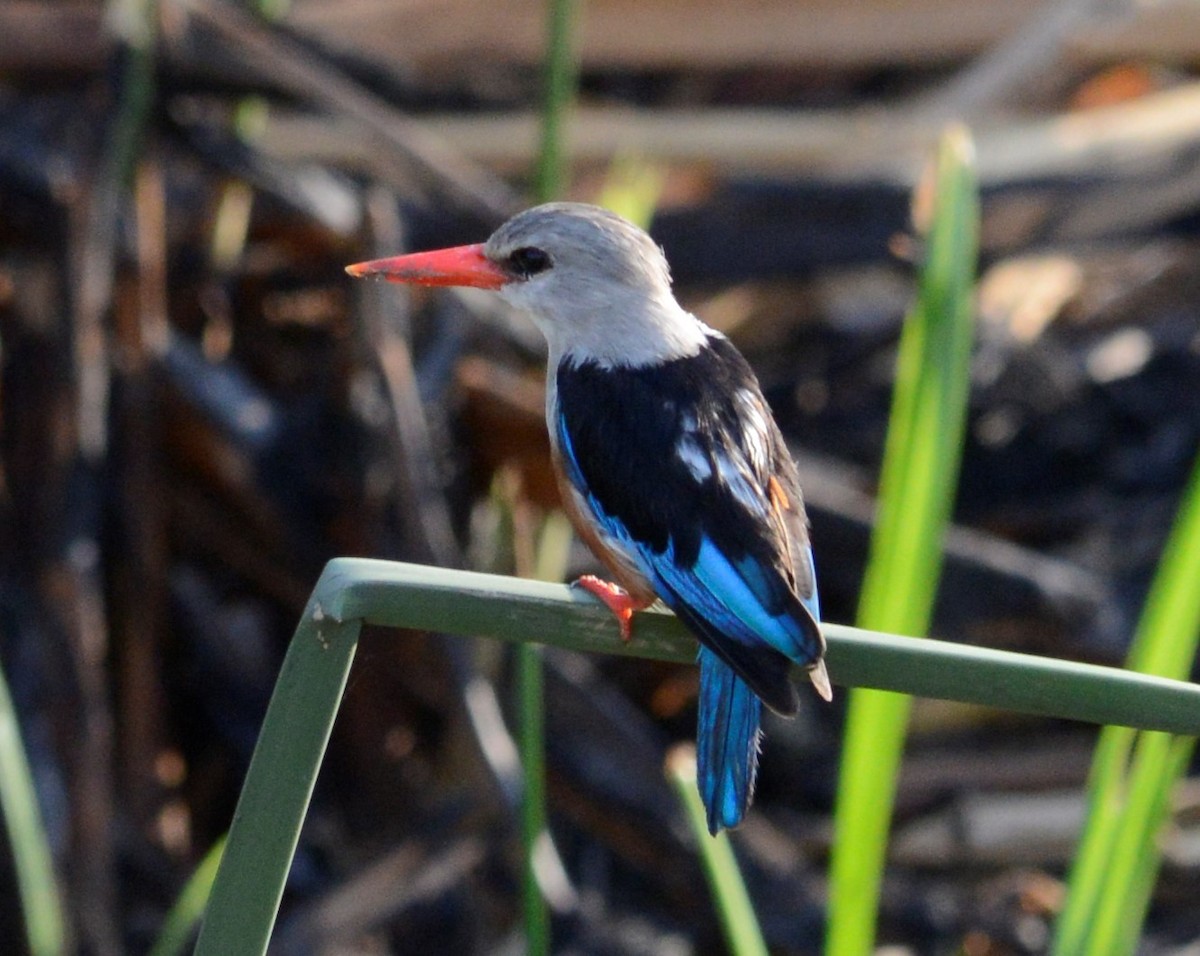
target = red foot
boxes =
[574,575,651,642]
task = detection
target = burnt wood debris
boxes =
[0,0,1199,952]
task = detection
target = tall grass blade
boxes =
[596,157,666,227]
[534,0,579,204]
[1053,452,1200,956]
[825,126,979,956]
[518,0,580,950]
[515,637,549,956]
[515,511,574,955]
[148,837,225,956]
[667,747,769,956]
[0,660,65,956]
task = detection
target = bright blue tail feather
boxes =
[696,646,763,834]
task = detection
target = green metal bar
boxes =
[196,556,1200,955]
[194,569,361,956]
[324,557,1200,736]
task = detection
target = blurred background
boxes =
[2,0,1200,952]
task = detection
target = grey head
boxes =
[484,202,711,368]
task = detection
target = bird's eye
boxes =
[507,246,552,279]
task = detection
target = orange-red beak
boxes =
[345,243,508,290]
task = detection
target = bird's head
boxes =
[346,202,708,367]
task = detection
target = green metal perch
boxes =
[194,557,1200,955]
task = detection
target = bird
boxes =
[346,202,831,833]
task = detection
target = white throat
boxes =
[499,281,711,369]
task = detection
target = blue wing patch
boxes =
[556,409,821,676]
[552,343,826,832]
[680,537,820,663]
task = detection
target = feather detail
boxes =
[551,335,829,831]
[671,593,799,717]
[696,646,762,833]
[556,405,807,714]
[553,459,657,605]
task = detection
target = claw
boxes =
[574,575,651,641]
